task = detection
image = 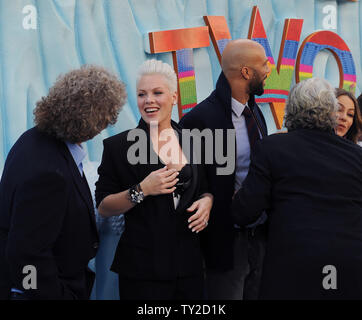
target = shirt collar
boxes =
[231,97,248,118]
[65,142,86,170]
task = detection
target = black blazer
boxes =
[0,127,99,300]
[179,72,267,271]
[95,119,208,281]
[232,128,362,299]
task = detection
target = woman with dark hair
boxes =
[95,59,213,300]
[335,88,362,143]
[357,94,362,146]
[0,65,126,299]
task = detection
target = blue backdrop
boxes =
[0,0,361,299]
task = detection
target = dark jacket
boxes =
[179,72,267,271]
[232,128,362,299]
[95,119,208,280]
[0,127,99,300]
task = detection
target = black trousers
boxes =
[205,224,267,300]
[118,275,204,300]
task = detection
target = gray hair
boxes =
[284,78,338,131]
[136,59,177,93]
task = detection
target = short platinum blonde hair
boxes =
[136,59,177,93]
[284,78,338,131]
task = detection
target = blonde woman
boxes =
[96,59,213,300]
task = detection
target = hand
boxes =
[187,193,213,233]
[140,166,179,196]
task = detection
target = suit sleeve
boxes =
[197,163,210,197]
[179,111,202,131]
[95,139,123,208]
[180,111,211,197]
[178,114,189,129]
[255,105,268,136]
[231,140,272,226]
[6,171,75,299]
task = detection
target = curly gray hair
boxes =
[284,78,338,131]
[136,59,177,93]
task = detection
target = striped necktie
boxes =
[243,105,261,150]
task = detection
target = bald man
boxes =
[179,39,270,300]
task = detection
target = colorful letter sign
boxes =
[203,15,232,63]
[146,6,357,129]
[147,26,209,119]
[295,31,357,93]
[248,6,303,129]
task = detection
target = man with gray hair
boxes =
[232,78,362,299]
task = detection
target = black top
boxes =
[174,164,192,197]
[95,119,209,281]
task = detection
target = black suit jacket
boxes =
[95,119,208,281]
[232,128,362,299]
[179,72,267,271]
[0,127,99,300]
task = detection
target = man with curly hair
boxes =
[0,65,127,300]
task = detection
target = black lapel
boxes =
[81,174,99,236]
[215,72,234,128]
[130,118,164,182]
[57,141,98,236]
[175,163,198,214]
[173,122,198,213]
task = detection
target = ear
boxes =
[172,91,178,105]
[241,66,250,80]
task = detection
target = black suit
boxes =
[95,119,208,299]
[0,127,99,300]
[179,72,267,272]
[232,128,362,299]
